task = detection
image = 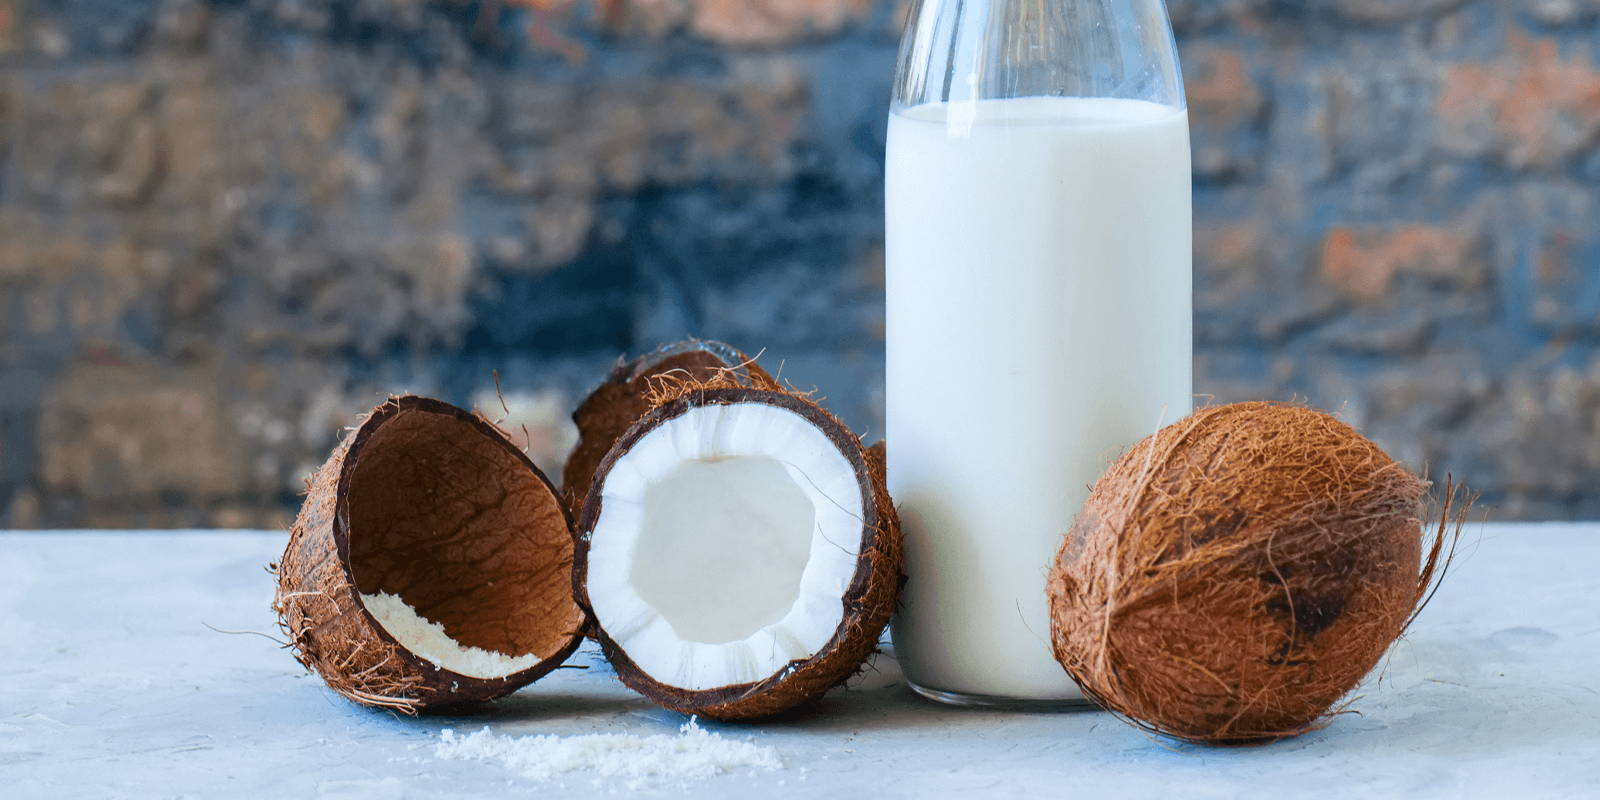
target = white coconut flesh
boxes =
[586,402,866,691]
[360,591,542,679]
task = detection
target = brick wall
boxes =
[1,0,1596,527]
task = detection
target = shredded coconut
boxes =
[433,718,782,788]
[360,591,541,679]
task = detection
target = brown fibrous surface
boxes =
[573,377,902,721]
[562,340,772,514]
[1048,401,1464,745]
[273,396,586,713]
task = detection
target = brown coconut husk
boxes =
[562,340,773,514]
[572,377,902,721]
[1047,401,1465,745]
[272,396,586,714]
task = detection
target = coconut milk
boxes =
[886,96,1192,701]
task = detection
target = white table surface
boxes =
[1,523,1596,798]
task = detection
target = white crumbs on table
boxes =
[432,717,782,789]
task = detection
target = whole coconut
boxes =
[1048,402,1456,744]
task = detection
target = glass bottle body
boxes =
[886,0,1193,707]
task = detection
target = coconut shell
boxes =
[562,340,773,514]
[573,380,901,720]
[1048,402,1459,744]
[273,396,586,713]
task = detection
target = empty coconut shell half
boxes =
[274,396,586,713]
[563,339,771,514]
[574,379,901,720]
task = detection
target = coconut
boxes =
[573,375,900,720]
[273,396,586,713]
[563,340,772,513]
[1047,402,1459,744]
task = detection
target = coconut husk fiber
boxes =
[1048,402,1462,745]
[273,396,586,713]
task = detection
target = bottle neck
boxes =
[892,0,1185,113]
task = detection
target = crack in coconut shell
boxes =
[273,396,587,714]
[563,340,774,515]
[573,382,901,721]
[1046,402,1467,745]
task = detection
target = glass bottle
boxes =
[886,0,1191,708]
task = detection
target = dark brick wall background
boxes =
[1,0,1597,528]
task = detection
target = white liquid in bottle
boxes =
[886,97,1193,701]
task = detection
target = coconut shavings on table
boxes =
[433,718,782,788]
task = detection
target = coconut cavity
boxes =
[344,404,580,678]
[630,455,815,644]
[577,385,901,720]
[274,396,586,712]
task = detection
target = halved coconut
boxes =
[273,396,586,713]
[563,340,772,513]
[574,383,901,720]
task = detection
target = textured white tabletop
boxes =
[1,523,1596,798]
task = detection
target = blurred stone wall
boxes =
[1,0,1596,527]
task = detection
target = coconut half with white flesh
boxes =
[574,383,901,720]
[274,396,586,713]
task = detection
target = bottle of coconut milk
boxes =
[886,0,1192,707]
